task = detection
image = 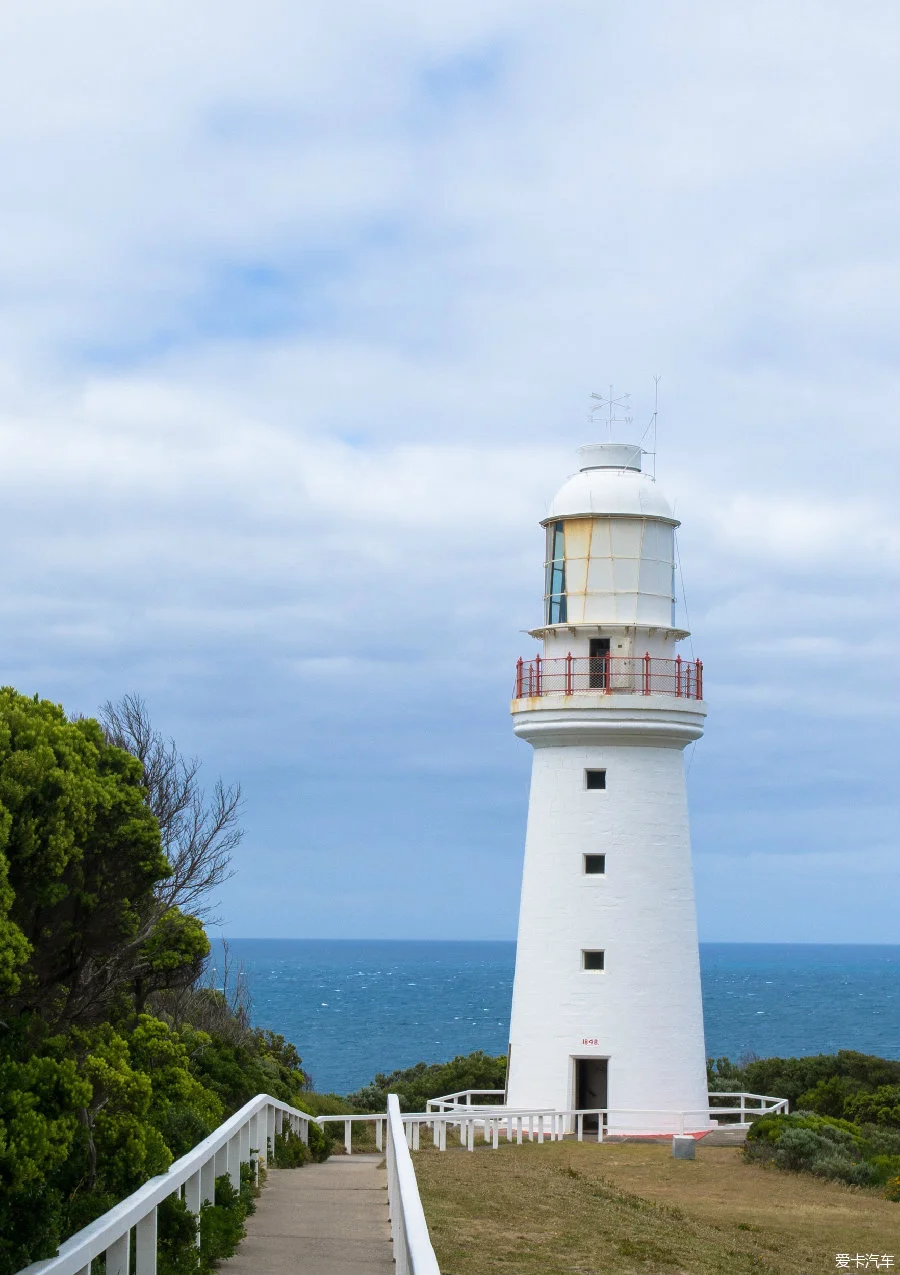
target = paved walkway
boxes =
[223,1155,394,1275]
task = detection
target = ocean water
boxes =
[218,940,900,1095]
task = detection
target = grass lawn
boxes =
[413,1138,900,1274]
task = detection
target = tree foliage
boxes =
[708,1050,900,1118]
[347,1050,507,1113]
[0,688,172,1026]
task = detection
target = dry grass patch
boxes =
[413,1139,900,1275]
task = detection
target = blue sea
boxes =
[217,941,900,1095]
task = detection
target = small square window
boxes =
[582,950,605,971]
[585,769,606,790]
[584,854,606,874]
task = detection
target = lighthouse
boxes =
[505,438,710,1133]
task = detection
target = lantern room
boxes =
[534,443,685,662]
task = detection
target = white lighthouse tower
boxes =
[505,437,711,1133]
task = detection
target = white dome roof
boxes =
[544,443,677,524]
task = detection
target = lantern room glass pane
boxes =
[544,520,567,624]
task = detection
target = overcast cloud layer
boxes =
[1,1,897,941]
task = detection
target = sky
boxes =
[0,1,897,943]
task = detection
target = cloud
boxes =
[0,0,897,940]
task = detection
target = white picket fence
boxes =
[707,1092,791,1124]
[424,1088,789,1133]
[16,1092,441,1275]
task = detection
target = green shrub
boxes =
[157,1195,200,1275]
[743,1111,900,1193]
[845,1086,900,1129]
[347,1051,507,1113]
[296,1091,354,1116]
[272,1128,312,1168]
[238,1161,258,1212]
[885,1176,900,1203]
[772,1127,836,1172]
[307,1119,334,1162]
[198,1174,249,1268]
[747,1111,862,1149]
[868,1155,900,1186]
[798,1075,866,1118]
[810,1153,875,1187]
[863,1127,900,1157]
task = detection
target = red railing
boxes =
[513,653,703,700]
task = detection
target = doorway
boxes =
[589,638,610,688]
[575,1057,608,1130]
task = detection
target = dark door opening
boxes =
[589,638,611,688]
[575,1057,608,1130]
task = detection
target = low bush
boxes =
[748,1112,861,1148]
[157,1195,201,1275]
[862,1126,900,1157]
[809,1154,876,1187]
[845,1086,900,1129]
[296,1091,354,1116]
[199,1175,250,1269]
[307,1118,334,1162]
[772,1127,844,1172]
[347,1051,507,1113]
[745,1112,898,1191]
[272,1127,312,1168]
[868,1156,900,1186]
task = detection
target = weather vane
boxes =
[590,386,633,439]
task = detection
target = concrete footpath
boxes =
[222,1154,394,1275]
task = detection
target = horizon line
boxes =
[211,936,900,947]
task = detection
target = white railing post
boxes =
[200,1156,215,1207]
[135,1209,157,1275]
[250,1112,261,1180]
[345,1119,353,1156]
[105,1232,129,1275]
[377,1117,384,1152]
[239,1119,250,1165]
[226,1133,241,1190]
[184,1171,201,1245]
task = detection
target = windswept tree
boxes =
[99,693,241,920]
